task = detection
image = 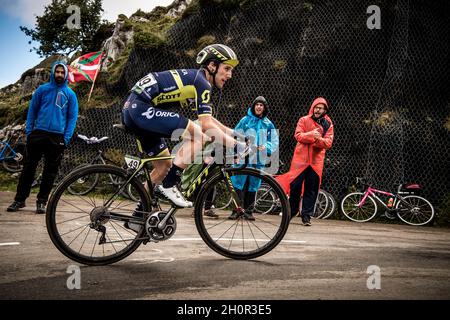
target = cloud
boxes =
[0,0,175,26]
[101,0,174,22]
[0,0,51,26]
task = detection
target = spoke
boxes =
[73,192,96,208]
[110,220,138,237]
[91,232,99,257]
[227,220,239,251]
[105,232,118,254]
[244,219,273,241]
[59,197,91,215]
[56,214,91,225]
[61,223,90,237]
[241,218,244,252]
[79,227,91,253]
[108,221,133,244]
[67,224,90,247]
[245,219,260,249]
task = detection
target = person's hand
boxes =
[257,145,266,151]
[313,128,321,139]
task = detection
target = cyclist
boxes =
[122,44,243,209]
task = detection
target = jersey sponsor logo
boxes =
[131,103,137,109]
[201,90,211,104]
[156,92,181,103]
[141,107,180,119]
[180,69,188,76]
[163,85,176,92]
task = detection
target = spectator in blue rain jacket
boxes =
[229,96,279,220]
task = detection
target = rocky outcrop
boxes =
[20,68,49,96]
[166,0,193,18]
[101,19,134,71]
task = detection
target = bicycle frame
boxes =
[358,187,394,209]
[0,140,18,160]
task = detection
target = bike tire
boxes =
[194,168,290,260]
[341,192,377,222]
[46,164,150,266]
[2,142,26,173]
[395,195,435,226]
[313,189,329,219]
[321,191,337,219]
[67,164,99,195]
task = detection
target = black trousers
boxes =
[289,166,320,219]
[237,177,256,209]
[14,130,65,204]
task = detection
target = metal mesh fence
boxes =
[59,0,450,217]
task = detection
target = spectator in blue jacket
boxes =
[229,96,279,220]
[7,60,78,214]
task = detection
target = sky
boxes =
[0,0,173,89]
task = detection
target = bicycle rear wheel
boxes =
[194,168,290,260]
[396,195,434,226]
[67,164,99,195]
[341,192,377,222]
[46,164,150,265]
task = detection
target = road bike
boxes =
[46,124,291,265]
[341,177,434,226]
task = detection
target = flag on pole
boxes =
[68,50,104,84]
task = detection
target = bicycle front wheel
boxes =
[46,164,150,265]
[194,168,290,260]
[341,192,377,222]
[396,195,434,226]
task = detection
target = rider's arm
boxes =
[198,115,238,148]
[210,116,235,137]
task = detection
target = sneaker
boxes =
[228,209,240,220]
[204,209,219,219]
[302,215,312,226]
[7,201,26,212]
[243,212,255,221]
[155,185,193,208]
[36,202,46,214]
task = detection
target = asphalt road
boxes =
[1,191,449,300]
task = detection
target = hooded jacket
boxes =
[276,97,334,195]
[25,61,78,145]
[232,105,279,192]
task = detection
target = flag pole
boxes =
[87,52,103,102]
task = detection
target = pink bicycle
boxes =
[341,177,435,226]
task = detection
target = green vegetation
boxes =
[273,59,287,71]
[20,0,104,57]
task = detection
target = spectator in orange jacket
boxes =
[276,97,334,226]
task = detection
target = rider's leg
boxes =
[148,148,172,186]
[162,120,208,188]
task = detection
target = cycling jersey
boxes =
[130,69,213,116]
[122,68,214,156]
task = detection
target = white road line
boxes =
[0,242,20,246]
[169,238,306,244]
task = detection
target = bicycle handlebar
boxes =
[77,134,109,144]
